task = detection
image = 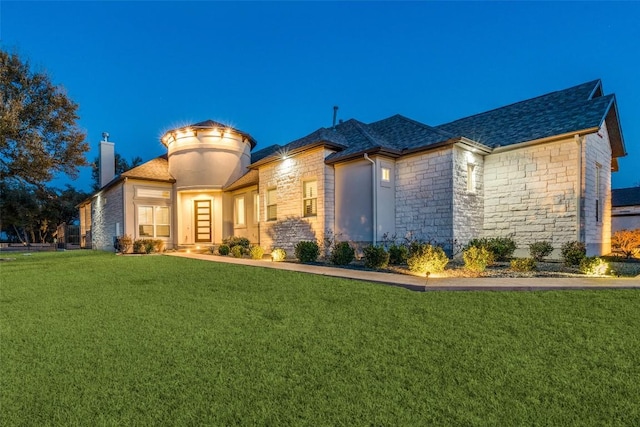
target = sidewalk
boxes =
[165,252,640,292]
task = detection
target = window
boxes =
[136,188,170,199]
[595,163,602,223]
[235,196,245,226]
[253,193,260,223]
[156,207,170,237]
[266,188,277,221]
[138,206,154,237]
[381,167,391,182]
[303,180,317,217]
[467,163,476,193]
[138,206,170,238]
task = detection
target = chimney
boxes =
[99,132,115,188]
[332,106,339,129]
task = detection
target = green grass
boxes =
[1,251,639,426]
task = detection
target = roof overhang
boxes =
[161,122,258,149]
[249,140,345,169]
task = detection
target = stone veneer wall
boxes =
[583,123,612,255]
[258,147,332,255]
[91,183,124,252]
[452,146,484,252]
[395,148,454,248]
[482,139,579,257]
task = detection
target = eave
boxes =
[249,140,346,169]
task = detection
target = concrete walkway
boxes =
[165,252,640,292]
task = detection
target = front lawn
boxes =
[1,251,639,425]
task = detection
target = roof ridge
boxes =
[350,120,389,148]
[390,114,455,138]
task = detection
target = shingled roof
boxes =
[436,80,619,148]
[251,79,625,167]
[120,155,175,182]
[612,187,640,208]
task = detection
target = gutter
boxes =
[364,153,377,244]
[492,128,599,154]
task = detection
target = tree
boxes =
[0,49,89,186]
[90,153,143,192]
[0,180,88,244]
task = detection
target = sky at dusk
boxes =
[2,1,639,192]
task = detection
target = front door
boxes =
[194,200,212,242]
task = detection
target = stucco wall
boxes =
[230,186,260,244]
[258,147,330,255]
[482,139,579,258]
[91,183,124,251]
[168,129,251,190]
[176,191,223,245]
[123,180,174,248]
[395,147,454,247]
[376,157,396,244]
[334,159,373,243]
[583,123,612,255]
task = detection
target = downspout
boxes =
[574,135,583,242]
[364,153,377,244]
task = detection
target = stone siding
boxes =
[452,146,484,251]
[395,148,454,247]
[583,123,612,255]
[258,147,332,255]
[91,183,124,251]
[482,139,579,257]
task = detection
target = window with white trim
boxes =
[234,196,245,226]
[381,167,391,182]
[467,163,476,193]
[253,193,260,223]
[266,188,277,221]
[303,180,317,217]
[137,206,170,238]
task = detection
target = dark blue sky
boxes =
[2,1,639,191]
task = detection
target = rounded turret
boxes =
[161,120,256,190]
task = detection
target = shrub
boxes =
[529,241,554,262]
[510,257,536,272]
[295,241,320,263]
[407,243,449,275]
[388,244,409,265]
[218,244,230,255]
[271,248,287,262]
[466,236,516,262]
[249,245,264,260]
[132,239,156,254]
[133,239,145,254]
[611,229,640,259]
[330,241,355,266]
[561,241,586,266]
[363,245,389,270]
[115,235,133,253]
[579,256,610,276]
[208,246,216,254]
[223,236,251,251]
[153,239,165,253]
[143,239,155,254]
[463,246,494,273]
[231,245,244,258]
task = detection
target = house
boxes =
[79,79,626,258]
[611,187,640,233]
